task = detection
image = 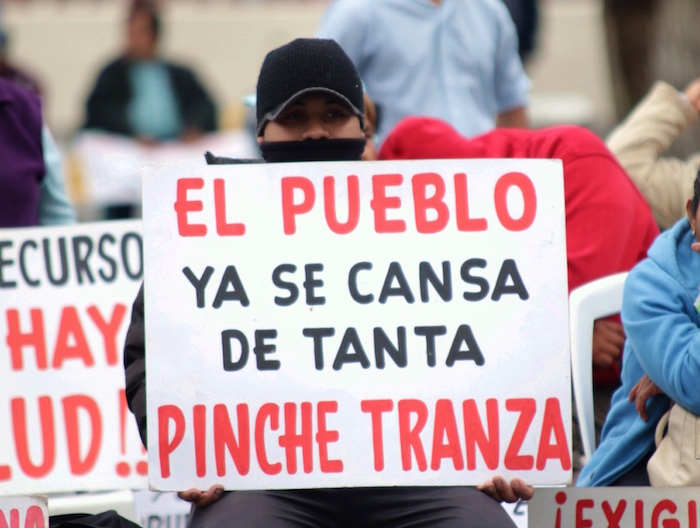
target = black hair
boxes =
[129,0,161,41]
[692,167,700,215]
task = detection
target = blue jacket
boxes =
[578,218,700,486]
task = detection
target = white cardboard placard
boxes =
[0,495,48,528]
[143,158,570,491]
[70,131,258,206]
[0,221,146,494]
[529,486,700,527]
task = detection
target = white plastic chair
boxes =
[569,271,628,464]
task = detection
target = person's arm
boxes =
[496,106,528,129]
[84,60,133,136]
[124,284,148,446]
[171,65,218,135]
[316,0,370,68]
[592,318,625,370]
[493,1,531,128]
[38,125,77,225]
[627,233,700,419]
[622,259,700,414]
[606,80,700,230]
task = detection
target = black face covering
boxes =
[258,137,367,163]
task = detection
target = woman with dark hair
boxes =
[578,168,700,487]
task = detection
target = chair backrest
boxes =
[569,271,628,464]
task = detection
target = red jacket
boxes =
[379,117,660,385]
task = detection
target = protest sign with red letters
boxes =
[142,158,570,491]
[529,487,700,528]
[0,496,47,528]
[0,221,146,494]
[69,130,257,207]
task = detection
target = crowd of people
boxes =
[3,0,700,526]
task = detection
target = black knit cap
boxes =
[256,38,365,136]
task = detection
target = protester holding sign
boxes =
[125,37,534,527]
[576,169,700,487]
[378,115,660,470]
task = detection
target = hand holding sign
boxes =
[142,158,570,492]
[178,484,225,508]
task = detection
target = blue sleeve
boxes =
[492,1,531,113]
[316,0,371,71]
[621,260,700,413]
[38,125,77,225]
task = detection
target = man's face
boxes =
[126,11,157,60]
[260,94,364,143]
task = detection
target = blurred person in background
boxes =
[500,0,539,65]
[84,0,217,144]
[0,76,75,228]
[607,78,700,231]
[317,0,530,146]
[606,0,700,161]
[603,0,659,121]
[648,0,700,160]
[83,0,217,219]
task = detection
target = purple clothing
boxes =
[0,77,45,227]
[0,61,43,96]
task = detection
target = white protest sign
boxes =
[505,499,529,528]
[133,490,191,528]
[529,487,700,528]
[0,221,147,494]
[0,496,48,528]
[69,130,258,206]
[143,158,570,491]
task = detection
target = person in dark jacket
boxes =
[124,38,533,528]
[84,0,217,143]
[83,0,217,220]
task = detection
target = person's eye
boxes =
[326,108,350,119]
[281,110,305,121]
